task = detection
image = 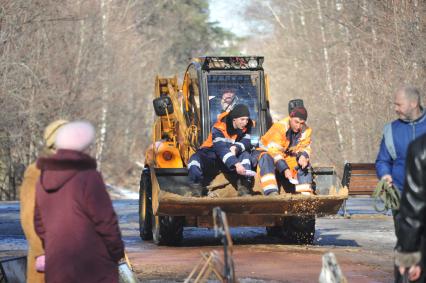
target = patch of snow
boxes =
[106,184,139,200]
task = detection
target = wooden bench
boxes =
[340,163,378,216]
[341,163,378,196]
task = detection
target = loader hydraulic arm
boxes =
[152,76,196,166]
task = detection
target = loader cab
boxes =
[183,56,270,147]
[206,73,261,144]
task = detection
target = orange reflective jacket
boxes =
[201,114,249,149]
[200,112,252,169]
[259,116,312,160]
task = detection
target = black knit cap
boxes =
[229,104,250,119]
[290,106,308,121]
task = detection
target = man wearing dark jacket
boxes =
[395,133,426,282]
[188,104,253,196]
[34,121,124,283]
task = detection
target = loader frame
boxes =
[139,56,347,246]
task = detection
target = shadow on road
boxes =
[128,226,360,248]
[314,230,359,247]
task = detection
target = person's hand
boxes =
[382,174,393,187]
[298,155,309,169]
[235,163,246,175]
[35,255,45,273]
[230,146,237,156]
[284,169,293,180]
[399,265,421,281]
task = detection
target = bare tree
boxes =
[243,0,426,174]
[0,0,235,199]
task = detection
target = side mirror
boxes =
[288,99,304,114]
[153,96,174,116]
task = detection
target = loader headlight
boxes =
[248,59,258,68]
[162,151,173,161]
[155,141,183,168]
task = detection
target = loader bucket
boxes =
[150,168,347,218]
[313,166,340,195]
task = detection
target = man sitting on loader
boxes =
[188,104,254,197]
[254,106,313,196]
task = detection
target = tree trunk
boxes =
[316,0,345,159]
[70,0,85,97]
[298,0,314,63]
[96,0,111,170]
[339,1,356,160]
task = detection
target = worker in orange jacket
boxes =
[255,106,312,196]
[188,104,254,196]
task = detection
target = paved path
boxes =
[0,197,395,282]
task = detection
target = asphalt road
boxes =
[0,197,396,282]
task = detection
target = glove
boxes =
[35,255,45,273]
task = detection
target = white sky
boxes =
[208,0,251,36]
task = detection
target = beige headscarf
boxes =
[43,119,69,154]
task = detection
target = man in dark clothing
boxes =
[395,133,426,282]
[34,121,124,283]
[188,104,254,196]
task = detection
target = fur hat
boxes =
[229,104,250,119]
[43,119,69,150]
[290,106,308,121]
[55,121,95,152]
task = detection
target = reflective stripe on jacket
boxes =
[258,116,312,162]
[201,112,252,170]
[376,111,426,191]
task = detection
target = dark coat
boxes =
[395,134,426,268]
[199,112,253,170]
[34,149,124,283]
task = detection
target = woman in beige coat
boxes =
[19,119,68,283]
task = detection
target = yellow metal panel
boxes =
[264,74,270,102]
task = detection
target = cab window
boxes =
[207,73,260,145]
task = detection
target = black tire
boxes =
[266,225,282,237]
[281,215,315,245]
[139,169,153,240]
[152,215,185,246]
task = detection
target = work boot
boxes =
[266,190,279,197]
[237,178,252,197]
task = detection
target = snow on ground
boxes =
[106,184,139,200]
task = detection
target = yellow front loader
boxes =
[139,56,347,245]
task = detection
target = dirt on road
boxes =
[117,198,395,283]
[1,198,395,282]
[128,242,392,282]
